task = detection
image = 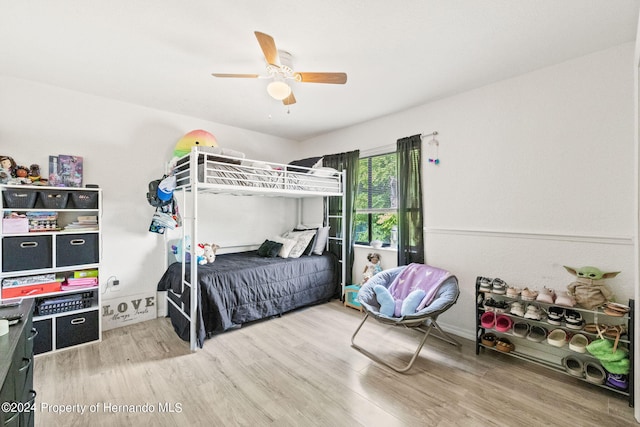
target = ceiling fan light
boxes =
[267,81,292,100]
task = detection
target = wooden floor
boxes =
[34,301,637,426]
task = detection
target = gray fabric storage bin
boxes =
[55,233,98,267]
[2,235,53,272]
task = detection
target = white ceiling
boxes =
[1,1,638,141]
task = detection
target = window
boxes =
[354,152,398,246]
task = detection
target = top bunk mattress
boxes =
[172,148,343,197]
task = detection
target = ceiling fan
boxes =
[212,31,347,106]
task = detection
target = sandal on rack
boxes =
[481,332,497,347]
[495,315,513,333]
[480,312,496,329]
[584,323,608,334]
[526,325,547,343]
[512,322,529,338]
[568,333,589,353]
[547,329,567,347]
[495,338,515,353]
[603,302,630,317]
[584,361,606,385]
[562,355,584,377]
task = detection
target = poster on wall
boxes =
[48,154,83,187]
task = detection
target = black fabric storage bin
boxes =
[2,235,52,272]
[38,189,69,209]
[33,319,52,355]
[2,188,37,208]
[56,310,99,349]
[69,191,98,209]
[56,233,98,267]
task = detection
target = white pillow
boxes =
[310,166,338,177]
[295,223,323,230]
[270,236,297,258]
[282,230,316,258]
[312,226,330,255]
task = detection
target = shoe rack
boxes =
[474,276,634,407]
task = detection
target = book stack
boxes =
[61,269,98,291]
[63,215,98,231]
[26,211,59,232]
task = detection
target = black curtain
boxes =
[397,134,424,265]
[323,150,359,287]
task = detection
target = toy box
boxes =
[344,284,363,311]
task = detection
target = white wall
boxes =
[0,41,635,340]
[0,75,299,312]
[298,42,636,339]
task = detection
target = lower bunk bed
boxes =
[157,250,339,347]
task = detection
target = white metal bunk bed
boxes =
[167,147,346,351]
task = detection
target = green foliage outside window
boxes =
[354,153,398,244]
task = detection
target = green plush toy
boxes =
[586,335,629,375]
[564,266,619,310]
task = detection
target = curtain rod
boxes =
[361,131,439,157]
[420,131,438,139]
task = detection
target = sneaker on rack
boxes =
[606,373,629,391]
[564,309,585,330]
[510,301,525,317]
[491,278,507,295]
[478,277,493,293]
[493,300,510,314]
[506,286,521,299]
[524,304,542,321]
[521,288,539,301]
[536,287,556,304]
[554,291,576,307]
[547,306,565,326]
[483,298,497,312]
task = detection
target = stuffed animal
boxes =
[194,244,207,265]
[202,243,220,264]
[565,265,620,310]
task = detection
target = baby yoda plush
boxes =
[564,266,619,310]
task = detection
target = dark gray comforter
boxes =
[157,251,339,346]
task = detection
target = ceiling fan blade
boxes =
[254,31,279,66]
[282,91,296,105]
[295,72,347,84]
[212,73,260,78]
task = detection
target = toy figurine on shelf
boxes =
[28,164,47,185]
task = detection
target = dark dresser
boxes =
[0,300,36,427]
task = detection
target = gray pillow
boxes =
[312,226,330,255]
